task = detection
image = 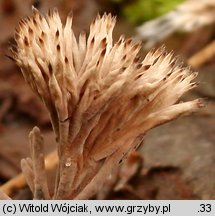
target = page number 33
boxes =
[198,204,211,213]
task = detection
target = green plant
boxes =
[122,0,185,25]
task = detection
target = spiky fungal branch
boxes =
[8,7,203,199]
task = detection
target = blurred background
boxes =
[1,0,215,199]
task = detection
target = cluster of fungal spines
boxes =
[12,7,203,199]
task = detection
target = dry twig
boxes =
[136,0,215,49]
[0,150,57,197]
[188,40,215,68]
[0,190,11,200]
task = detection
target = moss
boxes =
[121,0,185,25]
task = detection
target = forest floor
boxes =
[0,0,215,199]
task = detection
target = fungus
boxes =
[10,7,203,199]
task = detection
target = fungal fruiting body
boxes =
[11,8,203,199]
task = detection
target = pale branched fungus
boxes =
[10,7,203,199]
